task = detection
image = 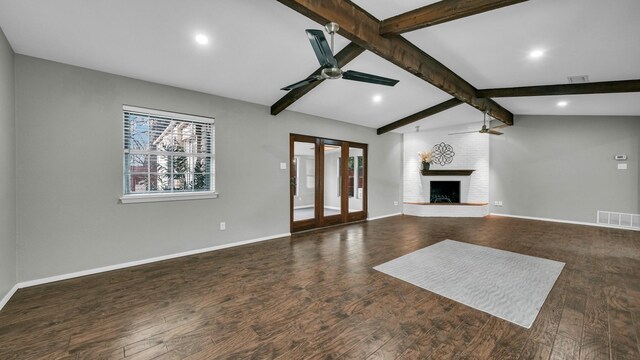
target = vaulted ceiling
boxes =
[0,0,638,132]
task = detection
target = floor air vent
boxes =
[597,211,640,230]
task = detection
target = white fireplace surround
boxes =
[404,174,489,217]
[403,124,490,217]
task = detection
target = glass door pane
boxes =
[293,141,316,222]
[348,147,364,213]
[323,143,342,217]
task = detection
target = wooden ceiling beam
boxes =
[377,98,463,135]
[380,0,528,35]
[272,0,525,116]
[271,42,364,115]
[477,79,640,98]
[276,0,513,125]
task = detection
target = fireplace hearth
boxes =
[430,181,460,203]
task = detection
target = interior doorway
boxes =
[290,134,367,232]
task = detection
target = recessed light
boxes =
[195,34,209,45]
[372,95,382,103]
[557,101,568,107]
[529,49,545,59]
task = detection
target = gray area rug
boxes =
[374,239,564,328]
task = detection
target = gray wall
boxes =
[14,55,403,282]
[0,27,16,300]
[490,115,639,223]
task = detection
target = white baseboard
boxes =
[490,213,639,231]
[0,284,19,311]
[367,212,402,221]
[6,232,290,303]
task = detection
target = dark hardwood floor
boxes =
[1,215,639,359]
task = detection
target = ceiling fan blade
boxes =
[487,129,504,135]
[305,29,338,68]
[281,76,322,91]
[342,70,399,87]
[448,130,478,135]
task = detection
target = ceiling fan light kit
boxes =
[281,22,399,91]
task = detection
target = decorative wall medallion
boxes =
[432,142,455,166]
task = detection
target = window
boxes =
[121,105,216,203]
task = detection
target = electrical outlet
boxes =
[618,163,627,170]
[220,222,226,230]
[494,201,503,207]
[394,201,399,206]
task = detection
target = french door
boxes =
[290,134,367,233]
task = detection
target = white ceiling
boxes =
[0,0,638,133]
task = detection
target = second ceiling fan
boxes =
[281,22,399,91]
[449,111,509,136]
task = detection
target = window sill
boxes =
[120,191,219,204]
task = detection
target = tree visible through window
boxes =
[123,106,215,196]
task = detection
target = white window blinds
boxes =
[123,106,215,196]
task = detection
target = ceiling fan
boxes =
[449,111,509,136]
[281,22,399,91]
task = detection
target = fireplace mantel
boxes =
[422,169,474,176]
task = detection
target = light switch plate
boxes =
[280,162,287,170]
[618,163,627,170]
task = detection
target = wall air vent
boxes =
[567,75,589,83]
[597,211,640,230]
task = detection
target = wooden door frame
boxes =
[290,134,368,233]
